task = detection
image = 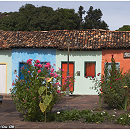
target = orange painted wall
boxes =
[102,49,130,75]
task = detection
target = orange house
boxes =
[102,49,130,75]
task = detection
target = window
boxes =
[105,62,120,76]
[85,62,96,77]
[107,62,120,70]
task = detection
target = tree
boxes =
[78,6,85,29]
[117,25,130,31]
[0,4,109,31]
[84,6,109,30]
[53,8,80,30]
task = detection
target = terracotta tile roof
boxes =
[0,29,130,50]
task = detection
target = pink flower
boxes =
[115,78,118,81]
[62,69,64,72]
[38,70,41,73]
[34,64,38,67]
[97,73,101,76]
[110,87,112,89]
[37,64,43,68]
[92,76,94,78]
[57,90,60,93]
[27,88,29,91]
[9,88,12,92]
[69,84,72,87]
[28,71,30,73]
[50,68,54,72]
[50,73,54,77]
[55,82,60,86]
[36,59,40,64]
[33,97,36,99]
[27,59,33,65]
[54,72,58,78]
[45,62,51,68]
[12,82,14,86]
[23,99,25,101]
[59,68,61,71]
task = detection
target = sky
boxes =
[0,1,130,31]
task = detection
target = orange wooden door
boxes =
[62,62,74,91]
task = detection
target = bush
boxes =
[54,109,81,122]
[91,55,130,109]
[11,59,64,121]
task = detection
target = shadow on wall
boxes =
[102,49,130,56]
[13,48,56,56]
[0,50,12,58]
[57,50,102,57]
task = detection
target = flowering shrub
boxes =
[91,55,130,109]
[61,75,75,93]
[11,59,66,121]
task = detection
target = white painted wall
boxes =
[56,50,102,95]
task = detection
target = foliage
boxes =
[0,4,109,31]
[54,109,81,122]
[44,108,130,125]
[117,25,130,31]
[84,6,109,30]
[115,113,130,125]
[91,55,130,109]
[83,111,108,123]
[0,4,80,31]
[78,6,85,29]
[11,59,64,121]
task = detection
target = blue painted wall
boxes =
[12,48,56,86]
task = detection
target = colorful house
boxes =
[0,30,130,95]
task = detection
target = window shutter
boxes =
[85,62,95,77]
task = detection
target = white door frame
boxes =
[0,63,7,93]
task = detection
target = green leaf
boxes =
[38,86,46,96]
[39,94,53,113]
[42,94,53,106]
[39,101,48,113]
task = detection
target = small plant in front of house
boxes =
[115,113,130,125]
[11,59,66,122]
[54,109,81,122]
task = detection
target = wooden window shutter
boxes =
[85,62,95,77]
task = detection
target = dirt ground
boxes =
[0,95,130,129]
